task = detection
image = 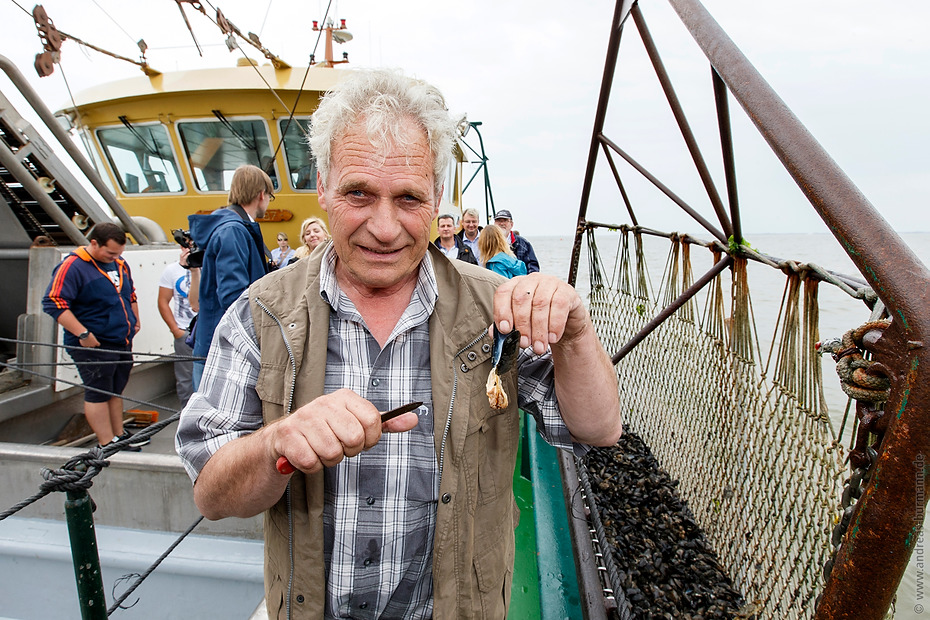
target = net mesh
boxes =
[585,228,844,618]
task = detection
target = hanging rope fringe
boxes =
[584,226,849,619]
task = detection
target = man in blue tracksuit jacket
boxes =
[189,165,274,389]
[43,222,141,448]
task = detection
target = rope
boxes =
[0,340,186,520]
[0,336,205,360]
[817,321,891,403]
[107,516,205,615]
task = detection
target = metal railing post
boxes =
[65,485,108,619]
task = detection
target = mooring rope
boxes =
[0,335,205,361]
[0,348,184,520]
[0,338,199,616]
[107,515,205,615]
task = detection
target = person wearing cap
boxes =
[493,210,539,273]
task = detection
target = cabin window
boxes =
[177,117,279,192]
[278,118,316,191]
[96,123,183,194]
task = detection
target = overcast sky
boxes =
[3,0,928,238]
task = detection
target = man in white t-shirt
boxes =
[157,248,198,406]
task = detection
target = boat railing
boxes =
[567,0,930,618]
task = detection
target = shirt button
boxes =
[441,493,452,504]
[360,602,369,609]
[371,378,380,386]
[366,496,375,505]
[364,558,372,566]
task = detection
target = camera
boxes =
[171,228,204,269]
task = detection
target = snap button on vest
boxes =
[461,363,468,372]
[441,493,452,504]
[296,594,305,603]
[482,343,491,353]
[467,351,477,361]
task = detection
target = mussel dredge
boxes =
[1,1,928,619]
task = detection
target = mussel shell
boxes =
[492,325,521,374]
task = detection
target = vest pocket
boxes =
[255,365,286,406]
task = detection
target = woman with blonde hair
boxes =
[291,217,330,263]
[478,224,527,279]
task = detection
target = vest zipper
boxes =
[254,299,298,415]
[254,298,298,620]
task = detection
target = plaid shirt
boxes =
[176,247,582,619]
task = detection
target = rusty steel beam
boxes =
[666,1,930,617]
[570,0,635,288]
[711,68,742,246]
[599,134,726,242]
[631,4,732,242]
[612,253,732,365]
[600,143,639,227]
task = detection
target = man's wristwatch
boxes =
[77,330,91,340]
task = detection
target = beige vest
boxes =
[248,245,521,619]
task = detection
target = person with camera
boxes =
[188,164,274,390]
[157,246,199,406]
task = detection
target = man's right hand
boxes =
[266,388,419,475]
[80,333,100,348]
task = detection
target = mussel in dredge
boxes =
[486,325,520,409]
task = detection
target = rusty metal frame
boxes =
[565,0,930,617]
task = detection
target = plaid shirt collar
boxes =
[318,243,439,333]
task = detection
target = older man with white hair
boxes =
[177,68,621,620]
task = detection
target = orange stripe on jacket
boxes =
[47,254,82,310]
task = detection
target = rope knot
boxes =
[821,320,891,403]
[39,445,110,494]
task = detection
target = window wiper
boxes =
[211,109,256,151]
[118,116,159,157]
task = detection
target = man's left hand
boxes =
[493,273,588,355]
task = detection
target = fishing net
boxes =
[585,227,845,618]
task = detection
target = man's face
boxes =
[462,214,479,238]
[494,217,513,234]
[88,239,125,263]
[318,118,439,295]
[257,190,273,219]
[437,217,456,241]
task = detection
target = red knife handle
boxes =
[276,456,295,475]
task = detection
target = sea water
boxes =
[530,231,930,618]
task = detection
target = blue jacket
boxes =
[189,206,268,358]
[43,246,138,347]
[508,232,539,273]
[485,252,528,279]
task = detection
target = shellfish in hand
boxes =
[486,325,521,409]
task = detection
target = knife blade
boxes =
[275,401,424,474]
[379,401,424,422]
